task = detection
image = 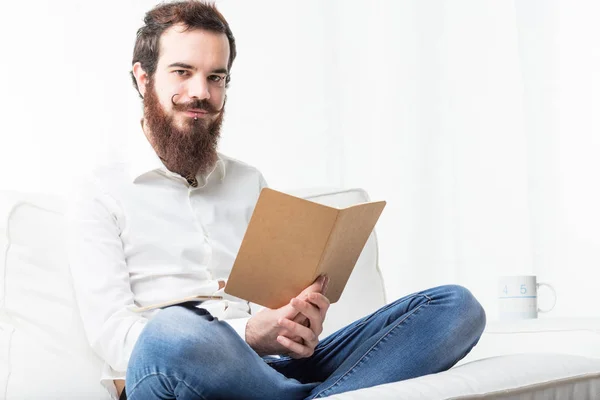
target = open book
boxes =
[225,188,386,309]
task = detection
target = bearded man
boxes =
[68,2,486,400]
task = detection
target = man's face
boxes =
[149,24,229,128]
[133,25,230,176]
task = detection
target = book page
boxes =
[316,201,386,303]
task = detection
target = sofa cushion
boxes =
[328,353,600,399]
[0,191,109,399]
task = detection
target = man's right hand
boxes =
[245,275,330,359]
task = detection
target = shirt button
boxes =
[186,176,198,187]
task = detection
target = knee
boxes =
[441,284,486,340]
[126,306,241,397]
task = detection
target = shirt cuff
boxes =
[225,317,250,341]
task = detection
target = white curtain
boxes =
[1,0,599,320]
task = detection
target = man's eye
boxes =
[174,70,189,77]
[208,75,224,82]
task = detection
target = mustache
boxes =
[171,97,220,114]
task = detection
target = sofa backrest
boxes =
[0,188,385,399]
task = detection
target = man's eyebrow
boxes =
[167,62,196,70]
[167,63,228,75]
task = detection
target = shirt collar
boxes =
[128,125,226,185]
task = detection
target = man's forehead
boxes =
[158,24,230,68]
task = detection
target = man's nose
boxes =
[186,75,210,101]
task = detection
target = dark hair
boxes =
[130,0,236,98]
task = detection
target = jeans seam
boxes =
[311,296,432,398]
[127,372,207,400]
[356,293,429,327]
[265,357,292,365]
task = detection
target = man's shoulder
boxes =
[69,161,131,199]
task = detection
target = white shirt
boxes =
[67,130,267,399]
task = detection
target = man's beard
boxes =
[143,78,224,179]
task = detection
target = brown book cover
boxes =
[225,188,386,309]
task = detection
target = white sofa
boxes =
[1,188,600,399]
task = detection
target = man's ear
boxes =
[132,62,149,98]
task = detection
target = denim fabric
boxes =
[125,285,486,399]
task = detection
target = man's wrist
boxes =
[245,317,258,351]
[245,316,267,356]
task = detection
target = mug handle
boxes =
[537,282,556,313]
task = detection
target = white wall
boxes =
[2,0,600,320]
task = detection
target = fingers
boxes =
[276,335,313,359]
[280,302,302,321]
[290,295,327,337]
[292,311,309,327]
[261,276,331,359]
[299,275,328,298]
[278,318,318,344]
[277,315,306,344]
[305,292,330,318]
[277,317,318,358]
[279,275,329,321]
[320,276,330,296]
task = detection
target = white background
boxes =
[1,0,600,320]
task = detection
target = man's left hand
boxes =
[276,288,330,358]
[246,276,330,358]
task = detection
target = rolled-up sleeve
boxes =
[67,175,146,373]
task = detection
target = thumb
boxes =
[300,275,327,298]
[281,276,327,320]
[280,302,299,320]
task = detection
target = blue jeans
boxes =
[125,284,486,399]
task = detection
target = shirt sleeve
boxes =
[67,175,147,373]
[225,317,250,339]
[258,172,269,191]
[224,304,265,340]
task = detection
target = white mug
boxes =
[498,275,556,320]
